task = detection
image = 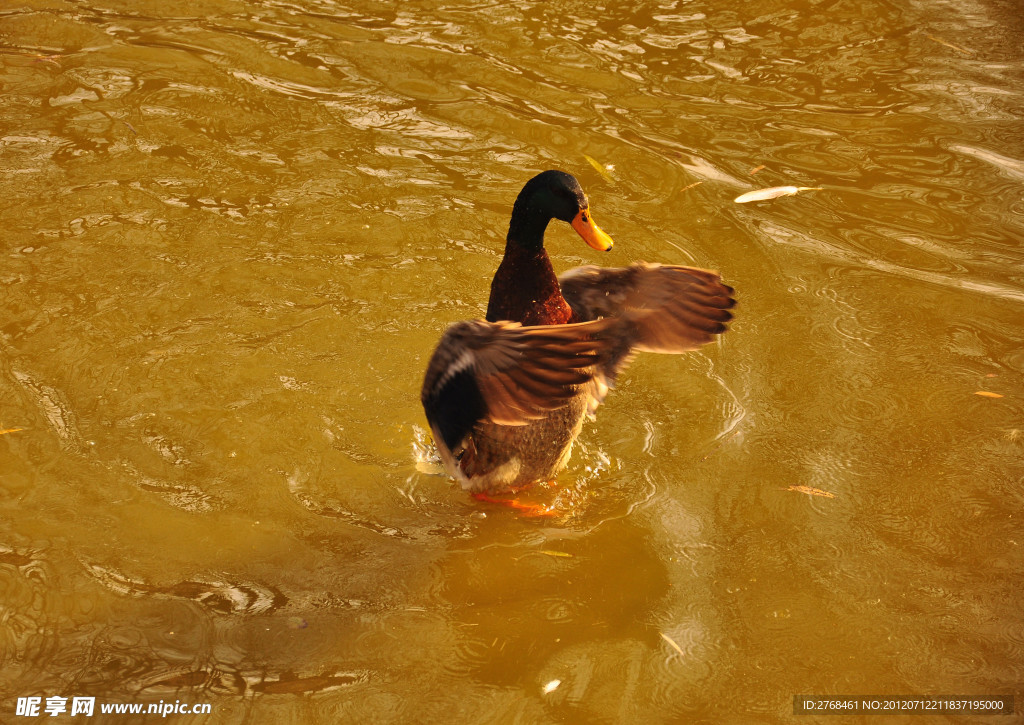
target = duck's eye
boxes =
[581,212,589,222]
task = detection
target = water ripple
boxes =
[750,218,1024,304]
[83,562,287,615]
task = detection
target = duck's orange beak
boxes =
[571,209,614,252]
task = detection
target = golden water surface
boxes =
[2,0,1022,722]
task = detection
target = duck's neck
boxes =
[485,240,573,326]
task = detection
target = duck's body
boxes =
[422,170,734,496]
[452,393,588,493]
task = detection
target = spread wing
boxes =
[421,319,615,452]
[559,262,735,407]
[560,262,735,349]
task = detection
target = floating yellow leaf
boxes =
[785,485,836,499]
[734,186,822,204]
[539,550,573,558]
[974,391,1004,398]
[0,428,24,435]
[681,181,704,192]
[660,632,685,656]
[584,154,615,182]
[749,164,766,175]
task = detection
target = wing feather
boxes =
[421,319,615,451]
[559,262,735,409]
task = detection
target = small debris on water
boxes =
[660,632,685,656]
[784,485,836,499]
[925,34,976,56]
[584,154,615,182]
[734,186,823,204]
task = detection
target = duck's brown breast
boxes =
[486,242,574,325]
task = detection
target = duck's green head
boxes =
[507,170,614,252]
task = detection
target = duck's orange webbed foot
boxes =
[471,492,559,517]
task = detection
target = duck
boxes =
[421,170,734,503]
